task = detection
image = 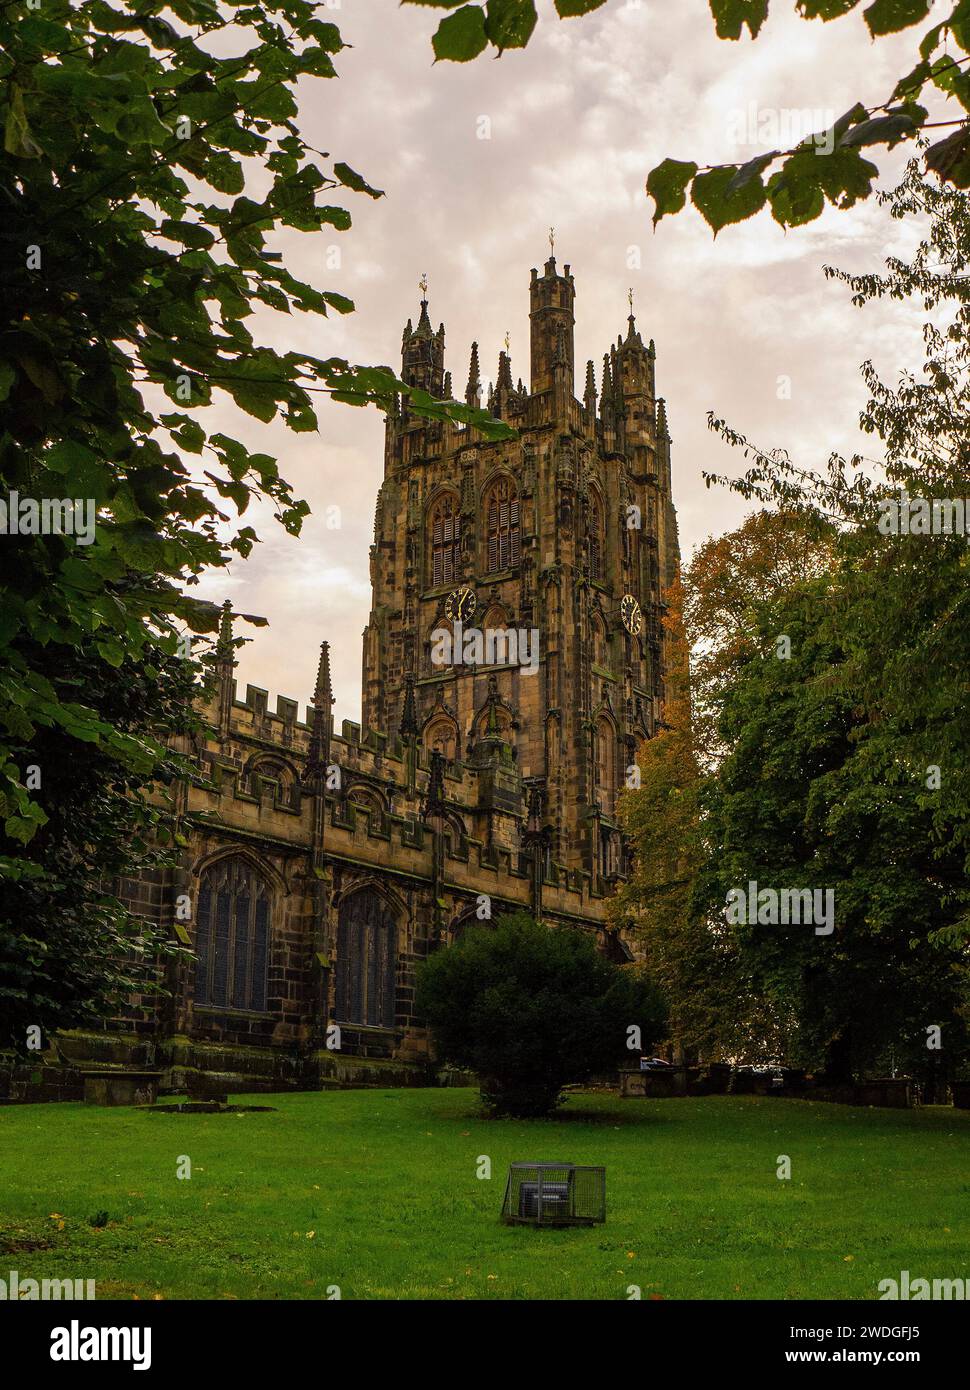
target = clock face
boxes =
[445,586,477,623]
[620,593,642,636]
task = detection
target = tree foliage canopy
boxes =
[619,163,970,1077]
[406,0,970,230]
[0,0,509,1047]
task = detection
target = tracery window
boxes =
[335,890,397,1028]
[588,490,605,580]
[194,858,270,1011]
[424,717,458,761]
[484,477,520,573]
[430,493,462,587]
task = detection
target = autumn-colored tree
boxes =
[685,509,836,766]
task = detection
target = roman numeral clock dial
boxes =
[621,593,642,636]
[445,587,477,623]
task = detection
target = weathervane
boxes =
[503,330,510,354]
[628,286,634,314]
[548,225,555,256]
[419,271,428,299]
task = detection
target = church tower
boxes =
[65,258,684,1096]
[361,258,679,882]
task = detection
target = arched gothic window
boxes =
[335,890,398,1028]
[429,493,462,587]
[424,716,458,762]
[474,703,514,745]
[247,757,298,808]
[594,718,615,816]
[588,490,605,580]
[600,828,621,880]
[484,477,520,573]
[194,858,270,1011]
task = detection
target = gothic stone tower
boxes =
[1,260,685,1103]
[362,256,679,882]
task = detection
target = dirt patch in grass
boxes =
[0,1223,55,1255]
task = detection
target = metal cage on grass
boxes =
[501,1162,606,1227]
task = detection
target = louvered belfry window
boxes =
[485,478,520,573]
[194,858,270,1011]
[431,495,462,587]
[335,890,397,1028]
[589,492,604,580]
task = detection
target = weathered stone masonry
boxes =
[2,258,679,1099]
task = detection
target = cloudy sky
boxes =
[193,0,931,727]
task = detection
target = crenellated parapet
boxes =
[184,653,610,932]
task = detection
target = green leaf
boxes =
[160,219,215,250]
[554,0,608,15]
[838,112,918,147]
[333,162,384,199]
[831,102,869,141]
[919,22,946,59]
[767,146,878,227]
[322,291,355,314]
[4,86,43,159]
[863,0,930,38]
[796,1,861,17]
[646,158,699,226]
[709,0,770,39]
[894,59,932,97]
[317,206,353,231]
[691,164,768,233]
[726,153,777,196]
[925,125,970,185]
[485,0,538,50]
[299,47,338,78]
[171,419,205,452]
[5,814,44,845]
[45,440,100,476]
[204,152,245,195]
[952,0,970,52]
[95,637,126,668]
[432,4,489,61]
[930,54,970,108]
[17,352,64,403]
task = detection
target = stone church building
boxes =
[66,256,680,1093]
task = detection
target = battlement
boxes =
[192,660,611,922]
[212,677,513,797]
[389,259,668,476]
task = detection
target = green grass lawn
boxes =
[2,1089,968,1300]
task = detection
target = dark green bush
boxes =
[416,912,666,1117]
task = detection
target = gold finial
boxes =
[628,286,634,314]
[548,226,555,256]
[419,271,428,299]
[503,330,510,354]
